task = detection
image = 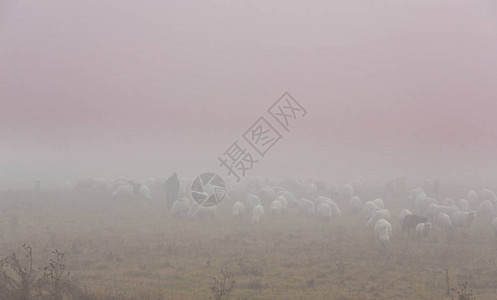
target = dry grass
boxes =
[0,186,497,299]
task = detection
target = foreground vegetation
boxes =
[0,186,496,299]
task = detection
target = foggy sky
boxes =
[1,1,497,187]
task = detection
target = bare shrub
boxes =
[210,270,235,300]
[451,282,476,300]
[0,245,95,300]
[0,244,36,300]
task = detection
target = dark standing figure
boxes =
[164,172,180,209]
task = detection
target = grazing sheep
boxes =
[252,204,265,224]
[477,200,493,218]
[442,198,456,207]
[270,199,284,216]
[349,196,363,214]
[367,209,391,229]
[259,186,276,204]
[111,184,135,201]
[245,194,262,213]
[479,189,497,204]
[467,190,478,206]
[326,199,342,217]
[305,183,318,200]
[317,202,332,223]
[398,209,413,225]
[436,212,452,232]
[315,196,332,206]
[491,217,497,238]
[402,214,428,233]
[415,222,432,239]
[232,201,245,220]
[276,195,288,211]
[277,190,297,207]
[342,184,354,199]
[407,187,426,206]
[112,178,130,190]
[364,201,380,218]
[414,196,438,216]
[297,198,316,217]
[373,198,384,209]
[374,219,392,247]
[427,204,459,222]
[170,197,191,218]
[457,199,470,212]
[138,185,152,201]
[451,211,476,230]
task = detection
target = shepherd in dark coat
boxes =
[164,172,180,208]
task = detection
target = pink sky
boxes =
[1,1,497,186]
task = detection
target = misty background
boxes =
[1,1,496,188]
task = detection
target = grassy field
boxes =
[1,187,497,299]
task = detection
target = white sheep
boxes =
[414,196,438,216]
[326,199,342,217]
[407,187,426,206]
[305,183,318,199]
[427,203,459,222]
[349,196,363,214]
[259,186,276,204]
[232,201,245,220]
[342,184,354,199]
[442,198,456,207]
[315,196,331,206]
[252,204,265,224]
[479,189,497,204]
[457,199,470,211]
[415,222,432,239]
[297,198,316,217]
[367,209,391,229]
[374,219,392,247]
[275,195,288,211]
[451,211,476,230]
[111,184,135,201]
[317,202,332,223]
[398,209,412,225]
[477,200,493,218]
[138,185,152,201]
[276,190,297,207]
[170,197,191,218]
[270,199,284,216]
[467,190,478,206]
[364,201,380,218]
[373,198,384,209]
[436,212,452,232]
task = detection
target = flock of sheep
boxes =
[71,175,497,247]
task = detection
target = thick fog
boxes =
[2,1,497,188]
[3,2,497,299]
